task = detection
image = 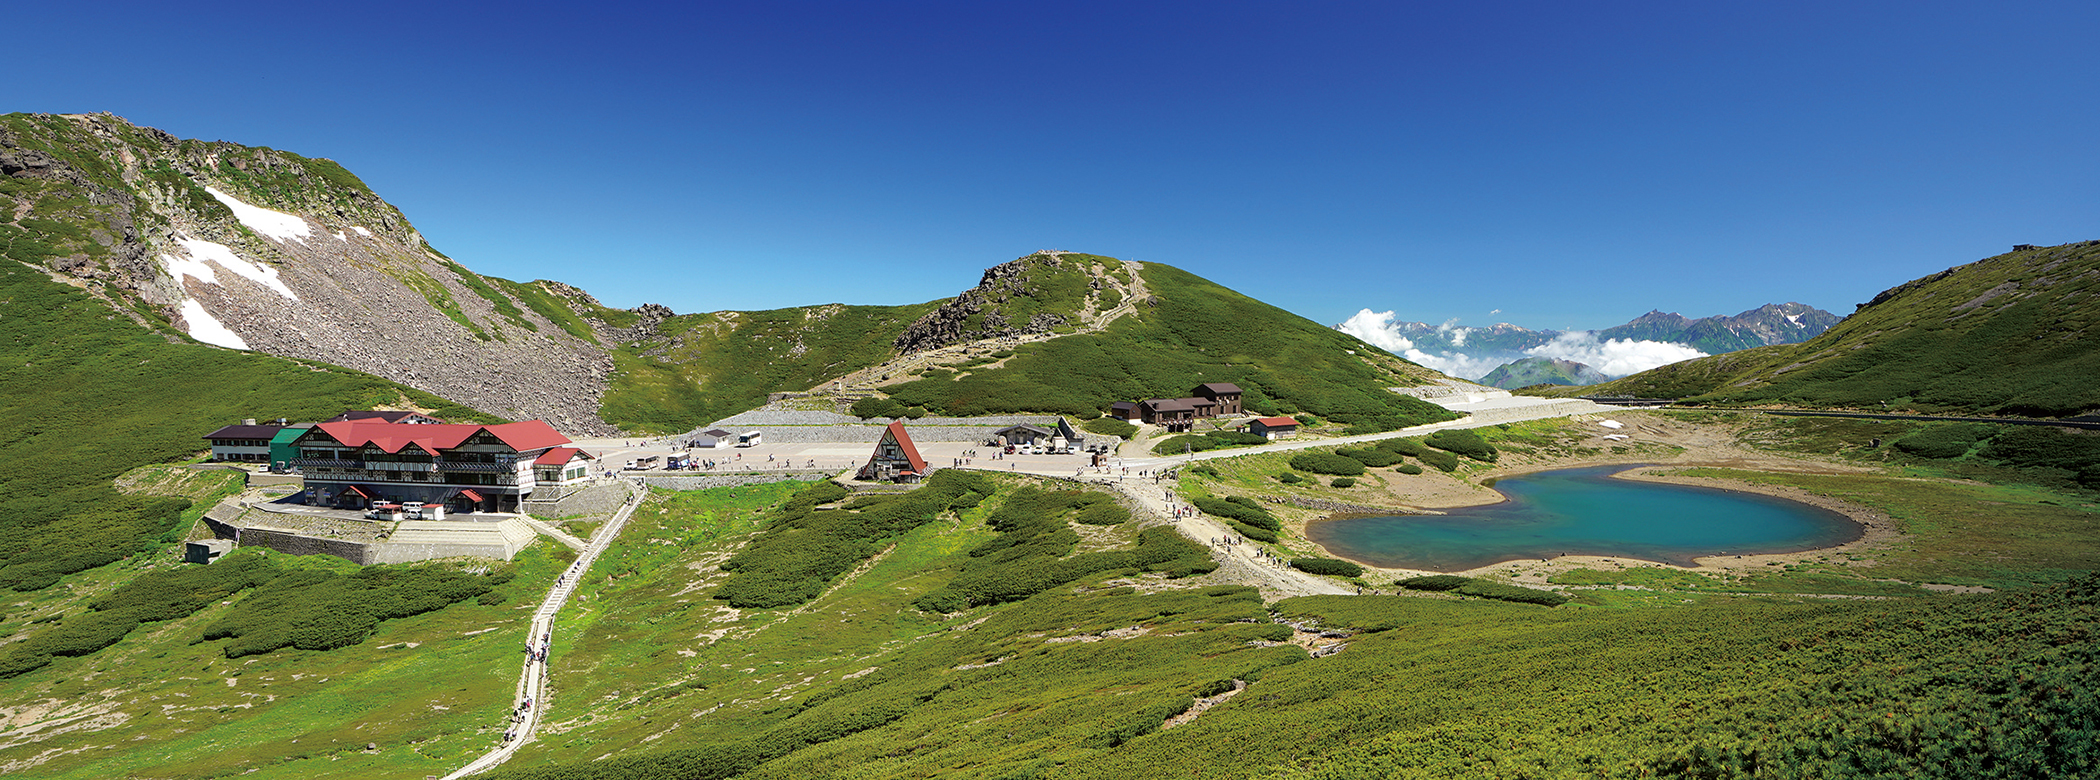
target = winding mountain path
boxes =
[442,480,646,779]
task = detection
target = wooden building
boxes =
[857,420,928,483]
[1248,416,1300,439]
[1124,383,1248,432]
[1192,383,1244,415]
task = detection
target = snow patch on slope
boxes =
[204,186,311,243]
[163,236,298,300]
[178,299,249,350]
[351,226,372,237]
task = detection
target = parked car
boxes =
[366,502,403,520]
[402,501,427,519]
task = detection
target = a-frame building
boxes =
[856,420,928,483]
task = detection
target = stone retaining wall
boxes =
[640,473,831,491]
[231,527,377,564]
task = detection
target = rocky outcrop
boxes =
[892,253,1074,354]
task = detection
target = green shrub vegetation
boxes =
[1290,558,1365,578]
[1191,496,1282,543]
[1573,242,2100,417]
[1190,496,1280,532]
[1330,477,1355,488]
[0,260,490,593]
[1416,447,1461,472]
[1892,423,1994,459]
[1424,428,1499,462]
[200,564,508,657]
[1289,451,1366,476]
[912,487,1216,613]
[1334,447,1404,467]
[847,397,927,420]
[1376,436,1428,456]
[1397,574,1472,591]
[1150,430,1268,455]
[1454,580,1569,607]
[1277,472,1305,484]
[1394,463,1424,475]
[1080,417,1137,438]
[717,474,991,608]
[884,263,1457,433]
[1073,503,1131,526]
[599,301,939,434]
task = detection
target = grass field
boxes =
[0,541,568,779]
[479,469,2099,779]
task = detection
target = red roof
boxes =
[310,420,571,454]
[458,488,485,503]
[1253,416,1299,428]
[533,446,593,466]
[886,420,927,474]
[343,485,371,498]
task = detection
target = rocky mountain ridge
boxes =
[2,112,626,433]
[3,113,1461,436]
[892,251,1145,354]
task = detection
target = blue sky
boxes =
[9,1,2097,331]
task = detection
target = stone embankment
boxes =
[638,473,831,491]
[689,410,1079,445]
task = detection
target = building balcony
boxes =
[436,459,514,473]
[291,458,362,469]
[366,461,436,472]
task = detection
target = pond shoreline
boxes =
[1306,460,1899,580]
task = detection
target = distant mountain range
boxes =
[1534,241,2100,417]
[1338,302,1842,387]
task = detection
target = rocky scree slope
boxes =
[1550,241,2100,417]
[1,112,619,433]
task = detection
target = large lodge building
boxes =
[287,419,590,513]
[1108,383,1245,432]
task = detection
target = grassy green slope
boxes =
[0,543,571,780]
[887,263,1457,433]
[599,302,939,433]
[480,470,2099,780]
[1555,241,2100,416]
[0,258,494,591]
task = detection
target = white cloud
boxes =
[205,186,311,243]
[1524,332,1706,377]
[1400,349,1505,380]
[1337,309,1415,352]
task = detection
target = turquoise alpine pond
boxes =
[1306,465,1861,571]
